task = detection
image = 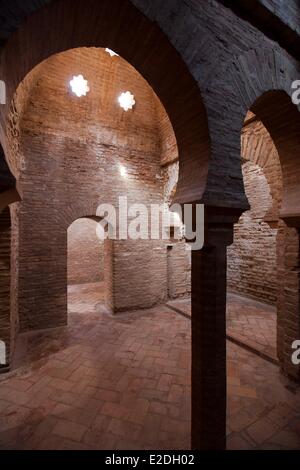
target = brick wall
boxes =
[167,241,191,299]
[162,160,191,299]
[103,238,114,313]
[9,47,191,330]
[113,240,167,312]
[157,100,178,167]
[67,218,103,285]
[276,221,300,379]
[227,118,282,305]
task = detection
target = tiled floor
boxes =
[0,283,299,450]
[168,292,277,362]
[226,293,277,362]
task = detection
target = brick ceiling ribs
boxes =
[218,0,300,61]
[0,0,298,196]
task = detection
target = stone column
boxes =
[191,207,240,450]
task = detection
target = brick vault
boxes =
[0,0,299,451]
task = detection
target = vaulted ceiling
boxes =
[0,0,299,60]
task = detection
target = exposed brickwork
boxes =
[167,242,191,300]
[0,0,300,451]
[7,48,192,330]
[249,92,300,380]
[162,160,191,300]
[14,48,164,328]
[113,240,167,313]
[241,117,282,222]
[228,119,282,305]
[0,0,298,51]
[68,218,103,285]
[228,162,277,304]
[0,0,212,209]
[157,101,178,167]
[103,239,114,314]
[1,0,299,211]
[276,222,300,380]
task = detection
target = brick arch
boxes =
[60,204,103,233]
[225,47,300,381]
[241,115,283,223]
[66,212,113,247]
[0,142,19,372]
[0,0,211,205]
[225,47,300,217]
[67,216,104,284]
[250,91,300,218]
[203,47,300,211]
[67,215,113,312]
[246,91,300,380]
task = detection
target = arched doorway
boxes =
[4,44,205,449]
[227,111,283,363]
[1,0,211,202]
[249,91,300,381]
[68,217,113,317]
[0,143,18,372]
[225,88,300,383]
[0,0,230,451]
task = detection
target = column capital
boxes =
[179,203,244,248]
[203,205,243,247]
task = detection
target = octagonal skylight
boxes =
[69,75,90,97]
[118,91,136,111]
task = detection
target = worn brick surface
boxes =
[68,218,103,285]
[5,47,191,331]
[0,0,300,450]
[228,117,282,305]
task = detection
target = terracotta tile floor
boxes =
[0,283,299,450]
[226,293,277,362]
[168,292,277,362]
